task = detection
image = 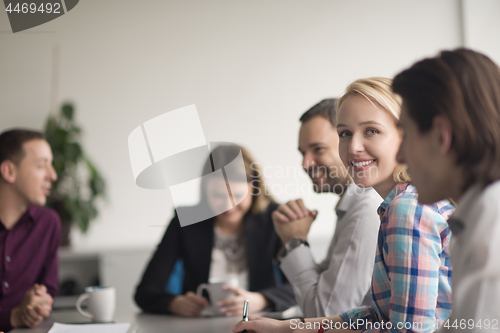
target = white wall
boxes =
[463,0,500,65]
[2,0,491,260]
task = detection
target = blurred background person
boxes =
[135,145,296,317]
[0,129,60,331]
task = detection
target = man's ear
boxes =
[432,115,453,156]
[0,160,17,184]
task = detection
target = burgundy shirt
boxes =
[0,205,60,331]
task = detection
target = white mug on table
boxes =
[76,286,116,323]
[197,275,239,316]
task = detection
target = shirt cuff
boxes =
[340,306,377,331]
[340,312,350,323]
[279,246,317,283]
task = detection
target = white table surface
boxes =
[8,309,241,333]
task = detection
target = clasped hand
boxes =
[272,199,317,244]
[11,283,53,328]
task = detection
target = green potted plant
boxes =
[44,103,106,246]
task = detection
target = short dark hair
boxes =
[392,48,500,189]
[0,129,45,165]
[299,98,338,127]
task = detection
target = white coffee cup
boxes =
[208,274,240,287]
[196,282,235,316]
[76,286,116,323]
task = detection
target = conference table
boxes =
[9,309,242,333]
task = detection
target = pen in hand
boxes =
[242,299,249,333]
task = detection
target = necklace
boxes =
[213,226,246,267]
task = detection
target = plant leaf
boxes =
[62,104,74,120]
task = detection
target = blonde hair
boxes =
[337,77,411,183]
[239,146,276,214]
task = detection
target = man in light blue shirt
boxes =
[272,99,382,317]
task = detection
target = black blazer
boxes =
[134,202,296,313]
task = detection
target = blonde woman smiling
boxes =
[233,78,454,333]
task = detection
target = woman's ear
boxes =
[0,160,17,184]
[432,115,453,156]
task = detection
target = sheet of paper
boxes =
[48,322,131,333]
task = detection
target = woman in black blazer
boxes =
[134,145,296,317]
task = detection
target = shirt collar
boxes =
[336,183,375,219]
[448,181,491,235]
[25,205,38,224]
[0,206,36,230]
[336,183,357,214]
[452,182,484,223]
[377,182,411,216]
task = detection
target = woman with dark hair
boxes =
[393,48,500,331]
[135,145,296,317]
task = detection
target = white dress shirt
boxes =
[280,184,382,317]
[438,180,500,333]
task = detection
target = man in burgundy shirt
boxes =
[0,129,60,331]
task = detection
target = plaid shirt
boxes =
[340,183,454,333]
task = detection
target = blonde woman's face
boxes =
[337,94,401,197]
